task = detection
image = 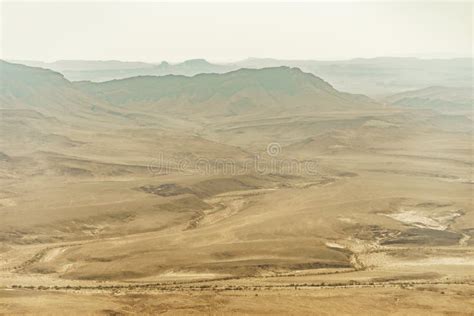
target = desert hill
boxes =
[10,58,472,97]
[384,86,473,114]
[236,57,473,96]
[75,66,379,119]
[0,60,113,116]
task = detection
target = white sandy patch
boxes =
[0,198,16,207]
[459,233,471,246]
[383,209,462,231]
[338,217,356,224]
[58,263,75,273]
[442,177,474,184]
[363,120,398,128]
[325,242,346,249]
[158,271,220,280]
[400,257,474,266]
[40,247,67,263]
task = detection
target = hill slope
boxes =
[12,58,472,97]
[75,67,379,118]
[0,60,105,114]
[236,57,473,96]
[384,86,473,113]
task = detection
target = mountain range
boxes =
[75,66,378,119]
[1,59,473,314]
[384,86,473,113]
[2,59,471,159]
[11,57,473,96]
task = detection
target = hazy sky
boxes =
[1,1,472,62]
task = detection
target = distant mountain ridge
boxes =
[7,60,156,71]
[237,57,473,96]
[0,60,381,127]
[0,60,384,157]
[75,66,379,118]
[9,57,473,96]
[9,59,234,82]
[385,86,473,112]
[0,60,96,113]
[1,59,471,163]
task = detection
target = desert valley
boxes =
[0,56,472,314]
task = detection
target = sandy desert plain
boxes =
[0,60,473,315]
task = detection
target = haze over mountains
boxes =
[2,0,472,312]
[1,58,472,161]
[11,57,473,97]
[1,59,473,314]
[75,67,378,119]
[10,59,232,83]
[385,86,473,113]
